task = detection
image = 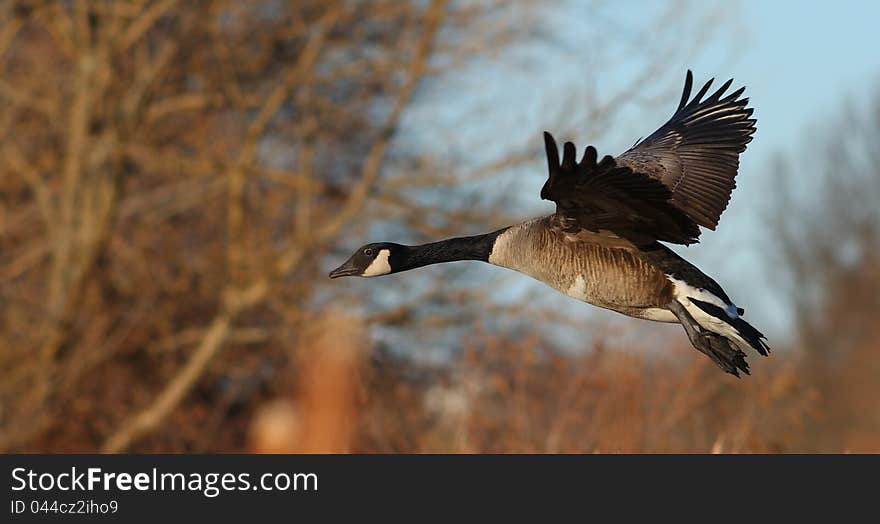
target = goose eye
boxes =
[364,248,374,256]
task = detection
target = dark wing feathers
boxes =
[541,70,756,244]
[541,132,699,245]
[616,70,757,230]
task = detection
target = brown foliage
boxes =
[0,0,467,451]
[769,88,880,452]
[245,327,817,454]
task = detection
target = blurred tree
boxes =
[0,0,465,451]
[771,87,880,354]
[0,0,553,452]
[769,83,880,451]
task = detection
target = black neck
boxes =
[392,228,507,273]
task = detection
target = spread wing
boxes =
[540,70,756,244]
[540,132,699,245]
[616,70,757,230]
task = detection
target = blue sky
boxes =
[735,0,880,155]
[664,0,880,336]
[397,0,880,342]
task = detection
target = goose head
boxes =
[329,243,401,278]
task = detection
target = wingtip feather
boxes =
[543,131,559,170]
[677,70,694,111]
[562,141,577,169]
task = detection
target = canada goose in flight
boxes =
[330,71,767,376]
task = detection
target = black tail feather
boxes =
[730,316,770,356]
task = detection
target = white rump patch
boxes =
[668,275,749,349]
[362,249,392,277]
[668,277,738,318]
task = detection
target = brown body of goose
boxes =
[330,70,769,377]
[487,216,676,321]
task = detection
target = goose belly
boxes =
[561,272,677,322]
[560,275,678,322]
[558,271,677,322]
[488,217,677,322]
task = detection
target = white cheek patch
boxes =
[362,249,392,277]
